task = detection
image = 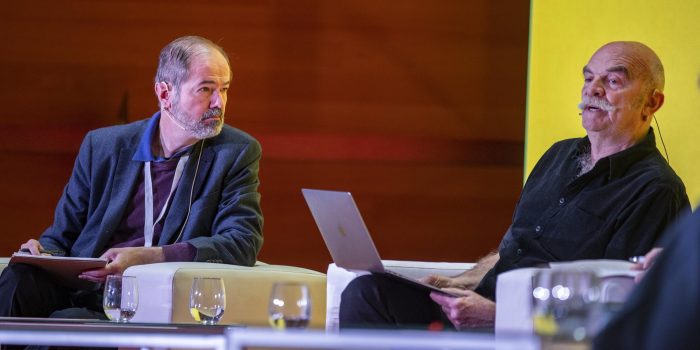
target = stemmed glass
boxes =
[103,275,139,323]
[268,282,311,329]
[190,277,226,325]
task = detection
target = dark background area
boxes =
[0,0,530,272]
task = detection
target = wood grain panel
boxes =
[0,0,529,273]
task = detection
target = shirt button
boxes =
[516,248,523,255]
[559,197,565,205]
[535,225,542,233]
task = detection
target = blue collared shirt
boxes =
[132,112,191,162]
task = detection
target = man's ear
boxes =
[154,81,171,108]
[643,89,664,117]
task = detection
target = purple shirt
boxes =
[107,116,195,261]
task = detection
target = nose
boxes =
[583,78,604,97]
[210,89,225,109]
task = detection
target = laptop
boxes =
[302,188,458,296]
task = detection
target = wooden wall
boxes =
[0,1,529,273]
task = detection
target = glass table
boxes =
[0,317,229,350]
[0,318,588,350]
[226,328,542,350]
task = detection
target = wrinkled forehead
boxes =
[585,44,650,80]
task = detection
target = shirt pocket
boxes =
[539,202,608,260]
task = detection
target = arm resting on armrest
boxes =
[424,252,499,290]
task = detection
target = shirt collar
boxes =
[575,128,658,180]
[132,111,192,162]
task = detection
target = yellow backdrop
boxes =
[527,0,700,207]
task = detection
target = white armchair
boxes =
[327,259,636,334]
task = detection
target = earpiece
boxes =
[163,108,187,131]
[653,115,670,164]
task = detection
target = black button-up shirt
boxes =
[475,129,690,300]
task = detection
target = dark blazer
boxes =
[38,115,264,266]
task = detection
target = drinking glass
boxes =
[268,282,311,329]
[190,277,226,325]
[532,269,600,341]
[103,275,139,323]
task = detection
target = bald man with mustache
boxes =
[339,41,690,330]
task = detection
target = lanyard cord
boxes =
[143,154,189,247]
[173,139,205,244]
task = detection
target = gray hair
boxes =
[155,36,230,92]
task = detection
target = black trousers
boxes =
[0,263,105,318]
[0,263,107,350]
[339,274,453,330]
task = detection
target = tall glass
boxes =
[103,275,139,323]
[190,277,226,325]
[268,282,311,329]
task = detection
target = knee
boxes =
[0,264,45,291]
[341,274,381,300]
[340,274,390,309]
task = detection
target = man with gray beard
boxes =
[0,36,263,321]
[340,41,689,330]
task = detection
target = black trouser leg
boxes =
[0,264,73,317]
[0,264,107,350]
[339,274,450,329]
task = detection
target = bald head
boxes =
[591,41,665,93]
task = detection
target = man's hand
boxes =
[421,275,466,289]
[632,247,663,283]
[79,247,165,283]
[19,239,46,255]
[429,289,495,329]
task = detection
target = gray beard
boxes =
[171,105,224,139]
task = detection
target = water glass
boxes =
[103,275,139,322]
[532,269,600,341]
[268,282,311,329]
[190,277,226,325]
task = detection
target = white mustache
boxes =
[577,96,615,112]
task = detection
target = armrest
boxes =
[495,267,542,335]
[125,262,327,328]
[495,263,637,335]
[0,258,9,273]
[325,260,474,332]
